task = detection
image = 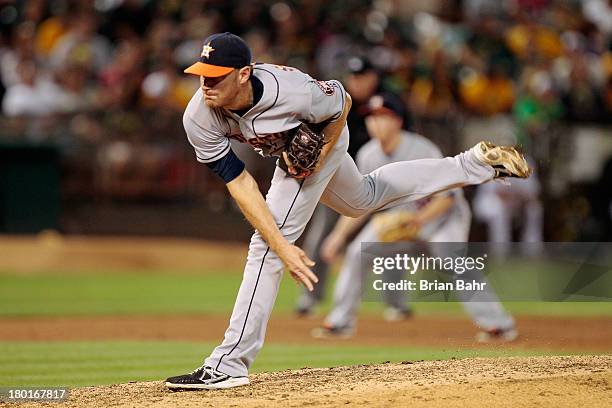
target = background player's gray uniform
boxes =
[473,172,543,257]
[325,132,515,331]
[184,63,496,377]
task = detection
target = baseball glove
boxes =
[373,210,421,242]
[282,123,326,179]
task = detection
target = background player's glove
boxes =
[282,123,326,179]
[373,210,421,242]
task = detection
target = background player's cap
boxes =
[346,56,374,75]
[363,92,406,120]
[184,32,252,77]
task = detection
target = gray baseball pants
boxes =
[205,127,494,377]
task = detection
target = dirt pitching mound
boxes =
[28,355,612,408]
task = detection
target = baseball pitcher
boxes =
[165,32,530,390]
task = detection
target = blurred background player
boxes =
[313,92,517,342]
[294,56,385,317]
[473,163,543,257]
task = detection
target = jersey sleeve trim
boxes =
[205,148,245,183]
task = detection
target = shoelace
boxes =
[190,365,218,381]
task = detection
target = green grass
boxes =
[0,273,244,316]
[0,340,591,387]
[1,272,611,317]
[0,264,609,389]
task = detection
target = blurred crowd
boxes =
[0,0,611,237]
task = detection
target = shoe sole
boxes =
[475,141,531,178]
[165,376,250,390]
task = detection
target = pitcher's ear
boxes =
[238,66,251,84]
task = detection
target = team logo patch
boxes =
[315,80,335,96]
[201,42,215,59]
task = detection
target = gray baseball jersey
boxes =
[186,64,497,377]
[183,63,346,163]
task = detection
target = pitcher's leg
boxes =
[204,174,306,376]
[321,150,494,217]
[205,231,285,376]
[206,129,351,376]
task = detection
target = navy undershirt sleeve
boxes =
[205,148,245,183]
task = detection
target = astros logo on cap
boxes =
[184,32,252,78]
[201,43,215,59]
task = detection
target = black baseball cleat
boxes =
[473,141,532,179]
[165,365,249,390]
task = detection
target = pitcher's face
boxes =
[200,69,240,108]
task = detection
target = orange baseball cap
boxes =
[184,32,252,77]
